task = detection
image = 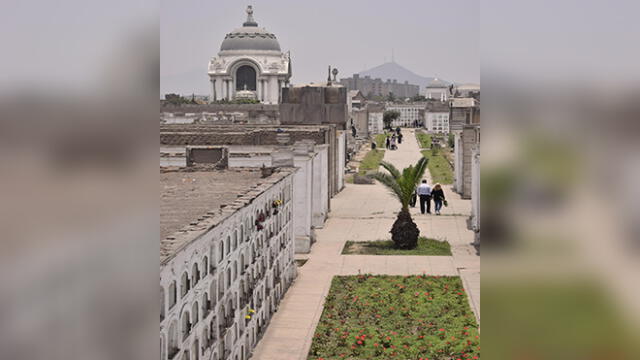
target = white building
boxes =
[368,110,384,135]
[424,78,449,101]
[226,142,330,253]
[160,168,297,360]
[425,112,450,134]
[455,83,480,98]
[208,6,291,104]
[386,103,425,127]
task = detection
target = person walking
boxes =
[385,136,390,149]
[410,184,417,207]
[416,180,432,214]
[431,183,446,215]
[398,133,403,144]
[390,136,397,150]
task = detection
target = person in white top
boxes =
[416,179,432,214]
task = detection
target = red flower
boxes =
[439,328,445,332]
[357,340,363,345]
[374,343,379,347]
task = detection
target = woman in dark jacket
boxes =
[431,183,446,215]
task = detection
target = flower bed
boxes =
[342,237,452,256]
[308,275,480,360]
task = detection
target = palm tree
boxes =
[372,157,428,249]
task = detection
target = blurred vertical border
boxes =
[482,0,640,358]
[0,1,159,360]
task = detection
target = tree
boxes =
[411,94,427,102]
[372,158,428,249]
[386,92,396,102]
[164,93,189,105]
[383,110,400,129]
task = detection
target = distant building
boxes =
[347,90,366,112]
[339,74,419,99]
[208,6,291,104]
[424,100,450,133]
[423,78,449,101]
[449,97,480,132]
[455,83,480,98]
[386,103,425,127]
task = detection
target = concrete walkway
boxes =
[250,129,480,360]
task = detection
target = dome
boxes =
[427,78,448,88]
[219,6,281,52]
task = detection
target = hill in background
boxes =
[358,61,450,90]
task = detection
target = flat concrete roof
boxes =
[160,167,296,264]
[160,169,262,241]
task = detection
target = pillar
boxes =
[210,78,218,102]
[256,78,261,101]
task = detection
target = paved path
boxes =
[251,129,479,360]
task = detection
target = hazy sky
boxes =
[161,0,479,95]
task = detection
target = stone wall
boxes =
[460,125,480,199]
[186,146,228,168]
[161,104,280,125]
[280,86,348,130]
[160,124,341,198]
[352,109,369,138]
[160,168,297,360]
[161,126,326,147]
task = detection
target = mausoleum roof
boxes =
[427,78,448,88]
[219,6,281,53]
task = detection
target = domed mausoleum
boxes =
[208,5,292,104]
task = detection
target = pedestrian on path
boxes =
[385,136,390,149]
[416,180,432,214]
[431,183,446,215]
[398,133,403,144]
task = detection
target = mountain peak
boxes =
[357,61,446,89]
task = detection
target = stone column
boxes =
[256,78,261,101]
[277,80,282,104]
[211,79,216,102]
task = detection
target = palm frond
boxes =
[412,157,429,185]
[371,172,404,205]
[379,161,401,179]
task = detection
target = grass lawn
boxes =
[308,275,480,360]
[358,149,385,175]
[416,132,432,149]
[422,149,453,184]
[342,237,452,256]
[374,133,387,148]
[484,280,640,359]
